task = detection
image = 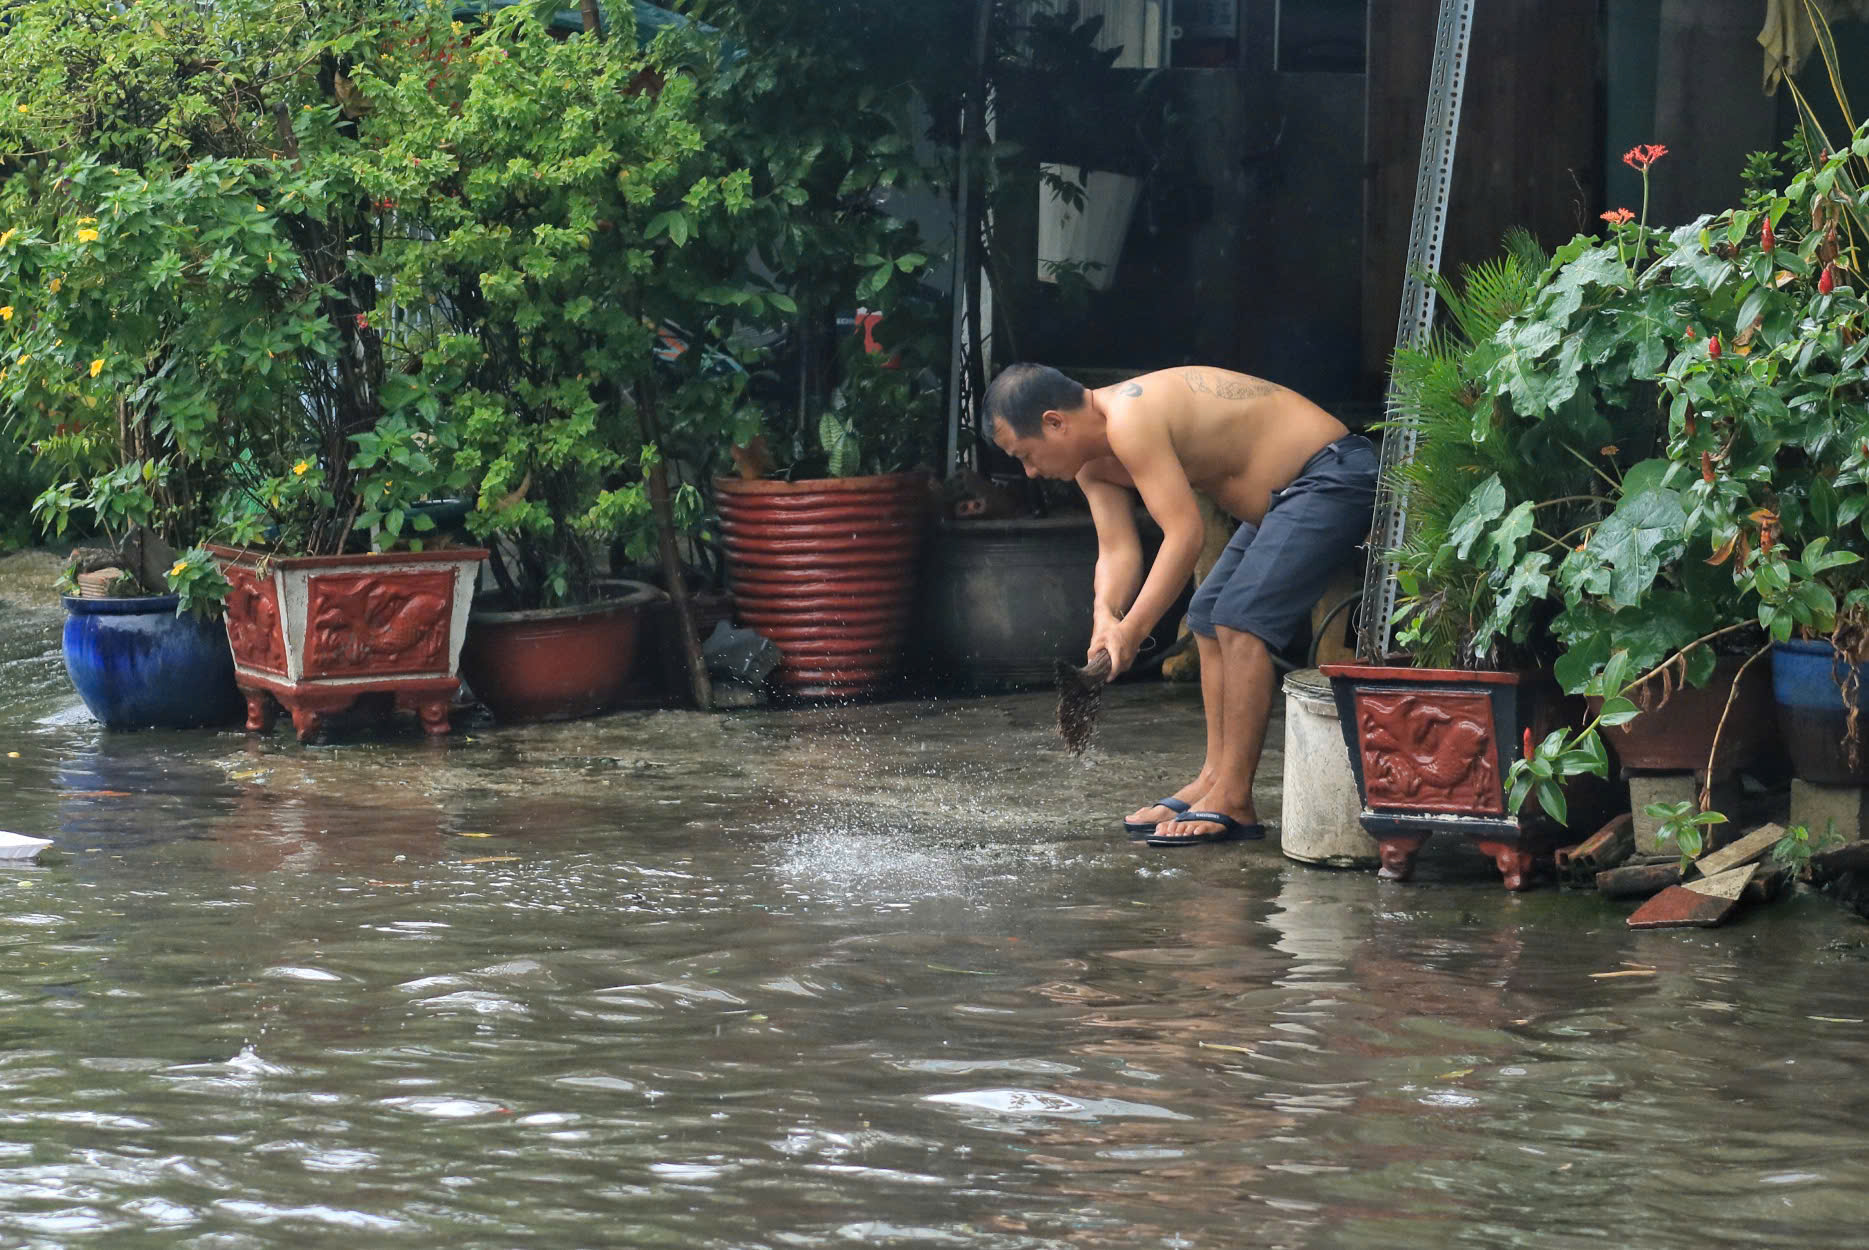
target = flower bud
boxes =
[1820,264,1835,295]
[1708,334,1721,359]
[1761,216,1774,254]
[1702,450,1715,483]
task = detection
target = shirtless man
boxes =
[986,362,1377,845]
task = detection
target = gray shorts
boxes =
[1185,434,1377,650]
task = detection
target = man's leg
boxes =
[1152,626,1274,840]
[1125,525,1251,829]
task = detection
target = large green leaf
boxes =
[1590,487,1689,608]
[1447,475,1508,559]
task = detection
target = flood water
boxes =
[4,560,1869,1248]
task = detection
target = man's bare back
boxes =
[1079,367,1349,525]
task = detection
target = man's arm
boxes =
[1099,409,1205,675]
[1079,472,1144,664]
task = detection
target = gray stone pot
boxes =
[918,516,1101,692]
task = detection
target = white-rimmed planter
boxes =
[1037,163,1142,292]
[208,545,487,741]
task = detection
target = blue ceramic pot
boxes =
[61,595,243,730]
[1772,639,1869,783]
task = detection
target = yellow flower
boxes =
[292,459,310,476]
[169,560,188,578]
[255,203,265,213]
[0,306,11,321]
[48,277,61,294]
[77,228,99,243]
[0,228,14,248]
[78,217,96,225]
[89,358,103,377]
[14,105,25,114]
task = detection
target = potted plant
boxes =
[1320,233,1631,889]
[339,5,775,721]
[1012,2,1176,292]
[717,329,941,698]
[1619,131,1869,786]
[1,0,496,742]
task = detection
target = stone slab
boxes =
[1692,824,1784,879]
[1683,862,1759,899]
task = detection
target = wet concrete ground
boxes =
[8,547,1869,1248]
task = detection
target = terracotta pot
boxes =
[460,580,661,723]
[208,544,487,742]
[714,472,931,698]
[1591,653,1775,773]
[1318,663,1624,891]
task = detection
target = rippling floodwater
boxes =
[4,569,1869,1248]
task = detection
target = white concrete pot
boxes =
[1280,667,1379,868]
[1036,164,1142,292]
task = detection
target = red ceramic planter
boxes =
[714,473,930,698]
[1318,663,1621,890]
[208,544,487,742]
[459,580,660,723]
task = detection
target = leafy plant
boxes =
[1771,820,1841,872]
[1383,230,1555,668]
[343,4,782,607]
[1643,798,1729,871]
[0,0,473,615]
[677,0,943,477]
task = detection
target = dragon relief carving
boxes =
[301,571,453,678]
[1355,689,1504,814]
[223,566,288,673]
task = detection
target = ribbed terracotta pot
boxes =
[715,472,930,699]
[460,580,661,723]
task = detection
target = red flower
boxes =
[1522,727,1533,760]
[1820,264,1835,295]
[355,313,370,330]
[1761,216,1774,254]
[1622,143,1669,171]
[1708,334,1721,359]
[1600,207,1634,225]
[1684,326,1696,339]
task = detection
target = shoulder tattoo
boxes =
[1182,369,1280,401]
[1118,381,1143,397]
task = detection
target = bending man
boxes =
[987,363,1377,845]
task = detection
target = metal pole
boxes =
[1355,0,1477,662]
[946,0,995,477]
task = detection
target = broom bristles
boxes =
[1056,650,1113,754]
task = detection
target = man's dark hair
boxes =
[985,363,1086,438]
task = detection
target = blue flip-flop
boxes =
[1123,797,1191,838]
[1145,811,1266,847]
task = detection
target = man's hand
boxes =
[1088,611,1139,681]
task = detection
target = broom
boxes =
[1055,649,1113,754]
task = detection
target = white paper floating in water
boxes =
[0,832,53,860]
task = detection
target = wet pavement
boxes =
[4,548,1869,1248]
